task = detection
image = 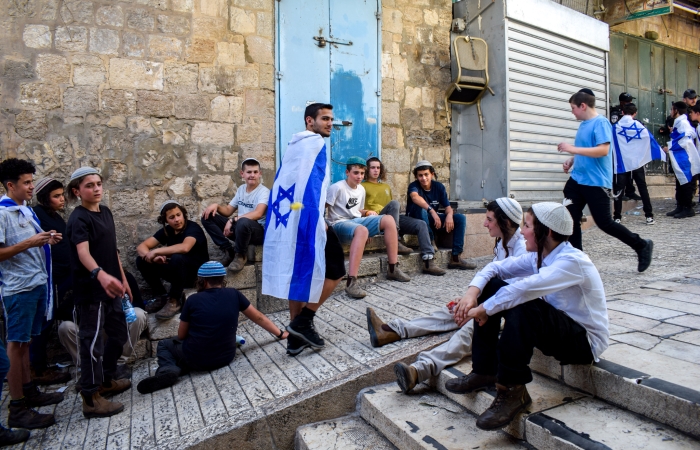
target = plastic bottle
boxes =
[236,335,246,346]
[121,294,137,324]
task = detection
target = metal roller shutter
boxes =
[507,20,608,202]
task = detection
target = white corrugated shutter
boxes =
[507,20,608,202]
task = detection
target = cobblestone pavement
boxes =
[3,198,699,449]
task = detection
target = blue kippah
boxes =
[70,167,99,181]
[197,261,226,277]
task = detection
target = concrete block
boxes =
[296,415,396,450]
[239,288,257,309]
[345,256,381,278]
[465,212,489,235]
[257,293,288,314]
[246,245,263,262]
[133,338,152,360]
[463,233,494,259]
[148,313,180,340]
[530,348,562,380]
[226,264,256,289]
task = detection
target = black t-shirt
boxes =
[180,288,250,370]
[406,180,450,217]
[34,205,70,283]
[153,221,209,268]
[66,205,121,304]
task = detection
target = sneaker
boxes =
[394,362,418,394]
[31,367,71,386]
[645,217,655,225]
[0,425,29,446]
[136,372,178,394]
[444,371,497,394]
[81,391,124,419]
[448,255,477,270]
[345,277,367,299]
[155,298,181,320]
[422,257,446,276]
[8,400,55,429]
[287,317,325,349]
[228,253,247,273]
[286,335,309,356]
[366,307,400,348]
[386,266,410,282]
[99,379,132,397]
[614,218,621,224]
[23,383,64,407]
[636,239,653,273]
[397,242,413,255]
[144,294,169,314]
[674,207,695,219]
[476,384,532,430]
[666,206,682,216]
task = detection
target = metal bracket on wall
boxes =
[465,0,495,26]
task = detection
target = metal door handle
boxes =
[313,36,353,47]
[333,120,353,127]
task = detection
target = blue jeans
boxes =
[408,209,466,255]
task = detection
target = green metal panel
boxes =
[651,45,666,127]
[664,48,676,99]
[677,53,688,96]
[637,89,652,125]
[610,35,625,84]
[626,37,639,87]
[687,55,699,93]
[638,41,651,90]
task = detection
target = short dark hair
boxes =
[622,103,637,116]
[37,180,64,207]
[241,159,260,170]
[365,157,387,181]
[690,104,700,114]
[66,172,103,202]
[413,164,436,179]
[304,103,333,126]
[196,275,226,292]
[569,91,595,108]
[0,158,35,190]
[673,101,688,115]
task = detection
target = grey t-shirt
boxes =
[0,208,47,297]
[228,184,270,226]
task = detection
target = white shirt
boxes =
[325,180,365,225]
[229,183,270,226]
[469,241,609,361]
[493,228,527,262]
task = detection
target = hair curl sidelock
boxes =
[196,276,226,292]
[527,208,569,269]
[486,200,518,259]
[0,158,35,190]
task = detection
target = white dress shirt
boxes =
[469,242,609,361]
[494,228,527,262]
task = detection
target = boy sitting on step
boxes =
[137,261,289,394]
[326,157,411,299]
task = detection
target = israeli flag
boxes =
[668,115,700,185]
[612,115,665,174]
[262,131,330,303]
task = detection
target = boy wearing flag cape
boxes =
[662,101,700,219]
[262,103,346,356]
[611,103,665,224]
[0,158,64,435]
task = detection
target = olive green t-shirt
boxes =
[361,181,393,214]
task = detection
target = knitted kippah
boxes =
[159,200,182,215]
[197,261,226,277]
[495,197,523,224]
[414,160,433,170]
[34,177,57,196]
[70,167,99,181]
[531,202,574,236]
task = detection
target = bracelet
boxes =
[277,328,285,339]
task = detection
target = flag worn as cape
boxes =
[262,131,330,303]
[612,115,665,174]
[0,195,53,319]
[668,115,700,185]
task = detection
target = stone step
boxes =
[295,414,397,450]
[358,382,528,449]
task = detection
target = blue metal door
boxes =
[278,0,379,182]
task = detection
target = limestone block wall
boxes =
[0,0,275,272]
[612,13,700,54]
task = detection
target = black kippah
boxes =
[578,88,595,96]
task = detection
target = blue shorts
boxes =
[331,215,384,244]
[3,284,47,342]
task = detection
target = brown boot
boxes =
[397,241,413,255]
[394,362,419,394]
[476,383,532,430]
[444,371,496,394]
[31,367,72,386]
[386,265,410,282]
[228,253,247,273]
[81,391,124,419]
[155,298,181,320]
[220,249,235,267]
[448,254,477,270]
[422,257,446,276]
[7,399,55,429]
[345,277,367,299]
[99,378,132,397]
[366,307,400,348]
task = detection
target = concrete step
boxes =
[295,414,397,450]
[358,382,528,449]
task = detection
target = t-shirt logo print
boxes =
[346,198,359,210]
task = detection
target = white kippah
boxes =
[159,200,182,214]
[70,167,99,181]
[531,202,574,236]
[495,197,523,224]
[414,160,433,170]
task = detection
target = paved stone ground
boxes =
[2,198,699,450]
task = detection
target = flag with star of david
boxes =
[262,130,330,303]
[668,115,700,185]
[611,115,665,174]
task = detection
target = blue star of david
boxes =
[271,184,295,228]
[617,122,644,143]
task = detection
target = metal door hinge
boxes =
[276,71,283,80]
[481,180,485,188]
[376,90,381,96]
[375,11,382,20]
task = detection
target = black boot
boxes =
[23,382,64,407]
[666,205,682,216]
[0,424,29,446]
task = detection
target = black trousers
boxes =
[201,215,264,255]
[675,176,696,208]
[155,338,190,377]
[136,254,198,301]
[613,167,653,219]
[78,297,128,393]
[472,279,594,386]
[563,178,646,252]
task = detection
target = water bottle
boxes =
[121,294,137,324]
[236,335,246,346]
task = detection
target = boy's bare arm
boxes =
[557,142,609,158]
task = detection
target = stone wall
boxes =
[611,13,700,55]
[0,0,276,272]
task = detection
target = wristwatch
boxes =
[427,206,433,212]
[90,267,102,279]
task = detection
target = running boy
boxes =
[201,158,269,272]
[326,156,410,299]
[66,167,132,418]
[558,89,653,272]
